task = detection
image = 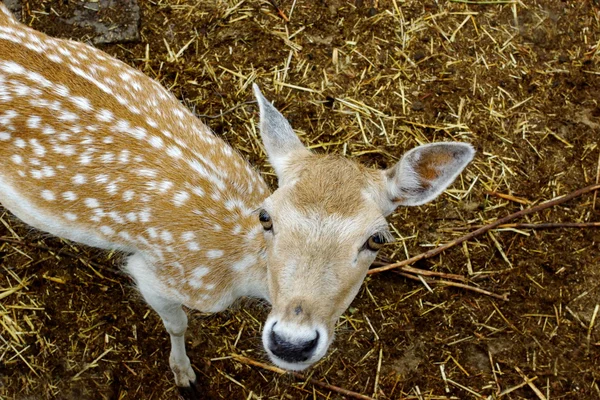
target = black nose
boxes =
[269,327,319,363]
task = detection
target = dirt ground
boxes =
[1,0,600,399]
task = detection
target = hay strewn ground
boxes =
[1,0,600,399]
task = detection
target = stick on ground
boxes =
[368,183,600,275]
[440,222,600,231]
[231,354,375,400]
[395,272,509,301]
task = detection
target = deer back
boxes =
[0,4,269,305]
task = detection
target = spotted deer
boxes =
[0,3,474,395]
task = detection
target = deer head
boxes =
[253,85,474,370]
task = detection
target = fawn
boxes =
[0,3,474,395]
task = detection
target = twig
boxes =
[71,347,114,380]
[587,304,599,356]
[371,261,469,282]
[449,0,515,3]
[231,354,375,400]
[195,100,257,119]
[267,0,289,22]
[368,183,600,275]
[485,190,530,204]
[498,378,536,397]
[395,272,508,301]
[594,151,600,209]
[439,222,600,231]
[514,366,547,400]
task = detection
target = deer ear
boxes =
[382,142,474,213]
[253,84,310,184]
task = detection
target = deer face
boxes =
[259,155,390,370]
[253,85,474,371]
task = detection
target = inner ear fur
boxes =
[385,142,475,209]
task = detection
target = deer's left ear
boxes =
[381,142,474,214]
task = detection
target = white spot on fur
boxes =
[160,230,173,243]
[41,190,55,201]
[146,117,158,128]
[136,168,157,178]
[84,198,99,208]
[0,110,17,126]
[158,181,173,193]
[123,190,134,202]
[97,109,114,122]
[29,139,46,157]
[10,154,22,164]
[62,191,77,201]
[166,145,183,159]
[26,115,41,129]
[189,266,209,288]
[46,54,62,64]
[181,231,195,241]
[58,110,78,122]
[41,166,54,177]
[100,226,115,236]
[71,96,92,111]
[0,60,25,75]
[118,231,133,241]
[147,227,158,239]
[191,186,204,197]
[72,174,86,185]
[64,212,78,221]
[118,150,130,164]
[52,144,76,156]
[129,126,147,140]
[186,242,200,251]
[206,249,224,259]
[106,182,118,195]
[231,254,257,272]
[95,174,109,184]
[108,211,125,224]
[79,154,92,165]
[149,135,164,148]
[125,212,137,222]
[53,84,69,97]
[173,191,190,207]
[100,153,114,163]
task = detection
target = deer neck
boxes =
[235,224,270,301]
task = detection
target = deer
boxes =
[0,3,474,396]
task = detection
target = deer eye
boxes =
[364,232,387,252]
[258,209,273,231]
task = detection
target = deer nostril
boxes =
[299,332,318,353]
[269,328,320,363]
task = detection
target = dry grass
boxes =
[2,0,600,399]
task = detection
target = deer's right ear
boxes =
[253,84,310,185]
[380,142,474,215]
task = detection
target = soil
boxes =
[1,0,600,399]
